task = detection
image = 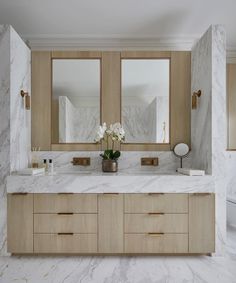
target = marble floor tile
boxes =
[0,226,236,283]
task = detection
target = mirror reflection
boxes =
[122,59,170,143]
[52,59,100,143]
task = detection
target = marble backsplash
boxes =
[36,151,183,173]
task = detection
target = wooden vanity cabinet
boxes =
[7,194,33,253]
[98,194,124,253]
[7,192,215,255]
[189,193,215,253]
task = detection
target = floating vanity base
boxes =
[7,193,215,255]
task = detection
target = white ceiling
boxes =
[0,0,235,51]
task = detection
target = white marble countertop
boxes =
[7,171,215,193]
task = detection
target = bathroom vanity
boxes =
[7,173,215,255]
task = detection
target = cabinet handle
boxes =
[57,233,74,235]
[147,233,164,236]
[193,193,211,196]
[148,213,165,215]
[12,192,28,195]
[148,193,164,196]
[103,193,119,195]
[58,193,74,195]
[57,213,74,215]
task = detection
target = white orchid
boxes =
[95,122,125,160]
[94,122,107,142]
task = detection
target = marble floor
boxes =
[0,226,236,283]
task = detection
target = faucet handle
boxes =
[71,157,90,166]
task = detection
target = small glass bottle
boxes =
[42,159,48,172]
[48,159,54,175]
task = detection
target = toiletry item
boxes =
[42,159,48,171]
[48,159,54,175]
[177,168,205,176]
[18,168,45,175]
[31,147,40,168]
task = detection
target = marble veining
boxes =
[7,174,214,194]
[0,25,31,256]
[191,25,227,256]
[0,227,235,283]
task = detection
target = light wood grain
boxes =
[51,143,100,151]
[31,51,51,150]
[227,63,236,149]
[125,193,188,213]
[51,51,101,58]
[189,193,215,253]
[34,213,97,233]
[98,194,124,253]
[125,233,188,253]
[121,51,171,58]
[101,52,121,127]
[7,194,33,253]
[51,98,59,143]
[125,213,188,233]
[34,194,97,213]
[170,51,191,149]
[34,234,97,253]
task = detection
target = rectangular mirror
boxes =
[121,59,170,144]
[52,59,100,143]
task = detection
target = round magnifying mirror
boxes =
[173,143,190,168]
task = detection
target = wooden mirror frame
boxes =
[32,51,191,151]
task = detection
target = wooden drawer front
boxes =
[125,214,188,233]
[34,234,97,253]
[34,194,97,213]
[125,194,188,213]
[34,214,97,233]
[125,234,188,253]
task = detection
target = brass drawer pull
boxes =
[57,233,74,235]
[57,213,74,215]
[148,193,164,196]
[148,233,164,236]
[103,193,119,195]
[12,192,28,195]
[148,213,165,215]
[58,193,74,195]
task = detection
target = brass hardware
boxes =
[148,213,165,215]
[57,233,74,235]
[141,157,159,166]
[57,213,74,215]
[148,233,164,236]
[12,192,28,195]
[71,157,90,166]
[148,193,164,195]
[20,90,30,110]
[103,193,119,195]
[58,192,74,195]
[192,90,202,109]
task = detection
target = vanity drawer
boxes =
[125,213,188,233]
[125,193,188,213]
[34,234,97,253]
[34,193,97,213]
[125,233,188,253]
[34,213,97,233]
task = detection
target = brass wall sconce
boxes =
[192,90,202,109]
[20,90,30,110]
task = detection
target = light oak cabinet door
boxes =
[7,194,33,253]
[98,194,124,253]
[189,193,215,253]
